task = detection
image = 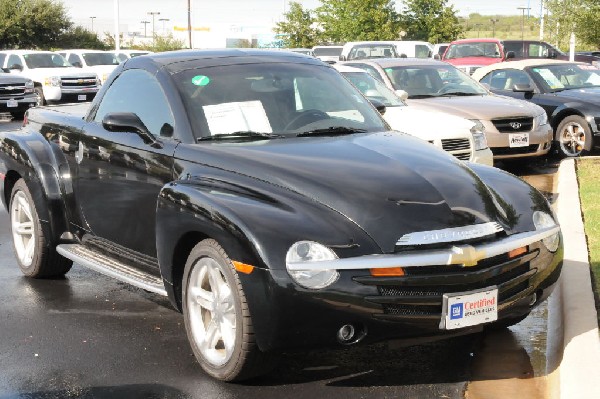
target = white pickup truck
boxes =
[58,50,120,84]
[0,50,100,105]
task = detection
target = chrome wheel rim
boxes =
[10,191,35,267]
[559,121,586,157]
[187,257,236,367]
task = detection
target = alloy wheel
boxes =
[558,121,586,157]
[10,191,36,267]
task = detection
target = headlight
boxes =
[469,120,488,151]
[534,112,548,127]
[24,80,34,93]
[285,241,339,289]
[533,211,560,252]
[44,76,61,87]
[102,73,109,82]
[592,60,600,69]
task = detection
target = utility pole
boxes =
[188,0,192,49]
[114,0,120,51]
[148,11,160,44]
[517,7,531,41]
[89,16,96,32]
[539,0,545,40]
[475,23,482,38]
[159,18,170,33]
[141,20,150,37]
[490,18,499,37]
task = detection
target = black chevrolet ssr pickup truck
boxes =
[0,50,563,382]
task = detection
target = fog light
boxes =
[529,292,538,306]
[337,324,355,343]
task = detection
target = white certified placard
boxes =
[78,95,86,101]
[509,133,529,147]
[441,287,498,330]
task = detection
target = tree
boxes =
[316,0,401,43]
[0,0,72,49]
[147,33,186,52]
[400,0,463,43]
[546,0,600,50]
[274,2,320,48]
[58,26,108,50]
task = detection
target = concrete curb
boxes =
[547,159,600,399]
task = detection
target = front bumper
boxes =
[471,147,494,166]
[42,85,100,102]
[242,226,563,352]
[485,122,553,160]
[0,96,38,113]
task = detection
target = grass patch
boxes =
[577,158,600,316]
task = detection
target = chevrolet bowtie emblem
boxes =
[450,245,486,267]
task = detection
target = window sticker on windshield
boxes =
[385,68,393,73]
[578,65,597,70]
[203,101,272,135]
[192,75,211,86]
[535,68,565,89]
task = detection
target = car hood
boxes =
[445,57,502,66]
[0,73,30,84]
[18,68,98,81]
[382,106,474,140]
[551,87,600,105]
[408,94,541,121]
[188,132,515,252]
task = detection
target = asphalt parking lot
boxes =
[0,117,561,399]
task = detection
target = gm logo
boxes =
[450,303,463,320]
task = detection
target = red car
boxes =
[442,38,515,75]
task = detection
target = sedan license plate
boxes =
[78,95,86,101]
[509,133,529,147]
[7,100,18,108]
[441,287,498,330]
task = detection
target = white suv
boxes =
[58,50,120,84]
[0,50,100,105]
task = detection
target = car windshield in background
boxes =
[348,45,397,60]
[343,71,405,107]
[173,63,387,140]
[23,53,71,68]
[82,52,119,66]
[445,42,502,59]
[529,64,600,92]
[382,64,488,98]
[313,47,343,57]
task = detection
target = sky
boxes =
[61,0,545,35]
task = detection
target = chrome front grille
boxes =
[492,117,534,133]
[61,77,97,88]
[441,138,470,151]
[0,83,26,98]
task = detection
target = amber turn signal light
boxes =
[233,261,255,274]
[370,267,405,277]
[508,246,527,259]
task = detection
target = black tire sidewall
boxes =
[555,115,591,157]
[34,87,45,106]
[9,180,45,277]
[182,239,245,381]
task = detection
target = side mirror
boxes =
[9,64,23,71]
[368,98,386,115]
[395,89,409,101]
[548,50,558,59]
[102,112,156,144]
[513,83,534,93]
[505,51,515,60]
[339,55,347,61]
[433,54,441,60]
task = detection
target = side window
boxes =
[68,54,82,66]
[479,72,493,86]
[350,64,385,83]
[528,43,547,58]
[415,45,430,58]
[7,54,23,69]
[0,54,6,67]
[94,69,175,138]
[490,69,531,91]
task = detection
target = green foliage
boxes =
[58,26,108,50]
[275,2,320,48]
[0,0,72,49]
[316,0,401,42]
[461,13,540,41]
[147,33,186,52]
[546,0,600,50]
[400,0,463,43]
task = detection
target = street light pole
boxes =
[89,16,96,32]
[141,20,150,37]
[148,11,160,43]
[517,7,531,41]
[114,0,120,51]
[490,18,499,37]
[159,18,170,33]
[188,0,192,49]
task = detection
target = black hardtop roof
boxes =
[125,49,326,74]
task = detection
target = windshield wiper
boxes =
[407,94,435,99]
[435,92,481,97]
[296,126,367,137]
[197,131,285,141]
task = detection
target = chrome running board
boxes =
[57,244,167,296]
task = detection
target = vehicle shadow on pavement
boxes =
[0,384,191,399]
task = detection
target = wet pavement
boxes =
[0,117,561,399]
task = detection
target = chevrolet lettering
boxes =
[0,50,563,382]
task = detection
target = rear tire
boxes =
[555,115,592,157]
[9,179,72,278]
[182,239,276,381]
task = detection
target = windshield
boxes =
[23,53,71,68]
[348,45,397,60]
[382,64,488,98]
[82,52,119,66]
[529,63,600,92]
[173,63,387,140]
[313,47,343,57]
[342,71,405,107]
[445,42,502,60]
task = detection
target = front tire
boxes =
[10,111,26,120]
[555,115,592,157]
[182,239,275,381]
[9,179,72,277]
[34,87,45,106]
